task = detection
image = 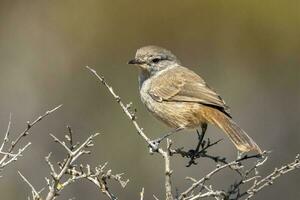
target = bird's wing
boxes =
[148,66,231,117]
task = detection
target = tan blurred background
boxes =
[0,0,299,199]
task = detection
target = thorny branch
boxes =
[0,105,62,176]
[177,153,268,200]
[170,130,227,167]
[245,154,300,200]
[86,66,300,200]
[87,66,174,200]
[19,171,42,200]
[19,126,128,200]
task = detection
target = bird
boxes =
[128,45,262,154]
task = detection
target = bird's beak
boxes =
[128,58,143,65]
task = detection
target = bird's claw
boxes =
[148,129,181,154]
[148,138,163,153]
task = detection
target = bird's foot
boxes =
[148,140,160,154]
[148,133,171,153]
[148,127,183,153]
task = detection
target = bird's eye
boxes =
[152,58,160,63]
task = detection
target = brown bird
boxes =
[128,45,262,154]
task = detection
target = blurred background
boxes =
[0,0,299,199]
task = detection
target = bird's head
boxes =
[128,45,181,76]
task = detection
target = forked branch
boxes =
[19,126,128,200]
[0,105,62,176]
[86,66,299,200]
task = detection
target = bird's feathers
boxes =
[148,66,231,117]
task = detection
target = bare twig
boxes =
[164,139,173,200]
[86,66,174,200]
[19,126,128,200]
[18,171,41,200]
[86,66,158,150]
[178,160,240,200]
[86,66,300,200]
[45,131,101,200]
[245,154,300,199]
[0,105,62,175]
[224,155,269,199]
[0,113,12,152]
[140,188,145,200]
[177,152,300,200]
[169,130,226,167]
[9,105,62,153]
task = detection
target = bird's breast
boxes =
[139,78,154,109]
[139,79,207,129]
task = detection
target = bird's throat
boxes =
[138,69,151,90]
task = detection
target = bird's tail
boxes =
[203,108,262,154]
